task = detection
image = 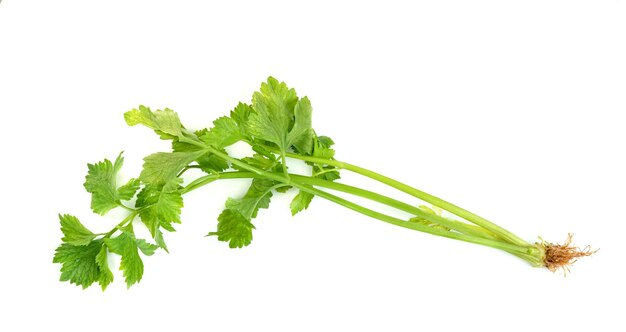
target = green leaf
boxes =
[247,77,298,154]
[316,166,341,181]
[313,135,336,160]
[124,106,185,139]
[172,132,229,174]
[209,209,255,248]
[104,232,144,288]
[288,97,314,154]
[230,102,253,132]
[137,179,183,225]
[59,214,97,246]
[225,179,275,219]
[159,219,177,232]
[252,144,276,159]
[83,153,138,215]
[291,134,338,212]
[172,129,208,152]
[117,178,141,201]
[275,185,291,193]
[290,191,314,216]
[53,240,104,289]
[136,179,184,249]
[196,151,229,173]
[95,245,114,290]
[200,116,244,149]
[136,239,160,256]
[311,135,340,181]
[153,228,169,253]
[246,77,316,172]
[84,153,124,215]
[124,106,207,151]
[234,153,275,171]
[140,151,205,185]
[55,79,349,289]
[210,179,277,248]
[317,135,334,147]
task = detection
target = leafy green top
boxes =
[54,77,339,290]
[83,153,140,215]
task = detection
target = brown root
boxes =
[539,233,596,274]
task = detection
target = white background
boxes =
[1,1,624,331]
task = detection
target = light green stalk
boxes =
[284,152,529,247]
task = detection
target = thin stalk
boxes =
[104,212,137,238]
[200,144,537,262]
[182,171,255,194]
[183,171,495,240]
[205,146,289,183]
[117,203,136,212]
[289,174,499,241]
[177,164,203,177]
[292,183,539,261]
[179,170,541,265]
[284,152,529,247]
[179,136,209,149]
[280,148,290,180]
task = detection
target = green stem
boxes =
[179,136,209,149]
[117,203,136,212]
[284,152,529,247]
[205,146,290,184]
[289,174,498,241]
[280,149,290,180]
[198,144,537,263]
[287,183,539,260]
[180,170,540,264]
[182,171,255,194]
[177,164,203,177]
[104,211,137,238]
[184,171,494,239]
